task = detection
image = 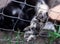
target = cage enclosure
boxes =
[0,0,60,44]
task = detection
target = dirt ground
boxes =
[0,31,47,44]
[0,31,59,44]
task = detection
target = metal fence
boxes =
[0,0,60,44]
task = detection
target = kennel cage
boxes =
[0,0,60,44]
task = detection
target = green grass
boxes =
[48,25,60,44]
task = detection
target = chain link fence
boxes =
[0,0,60,44]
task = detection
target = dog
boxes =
[24,0,50,42]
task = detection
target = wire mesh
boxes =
[0,0,60,44]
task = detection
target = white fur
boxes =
[27,35,36,42]
[24,28,36,42]
[43,22,56,32]
[24,0,49,42]
[36,0,49,16]
[30,16,37,28]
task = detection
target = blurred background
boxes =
[0,0,60,44]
